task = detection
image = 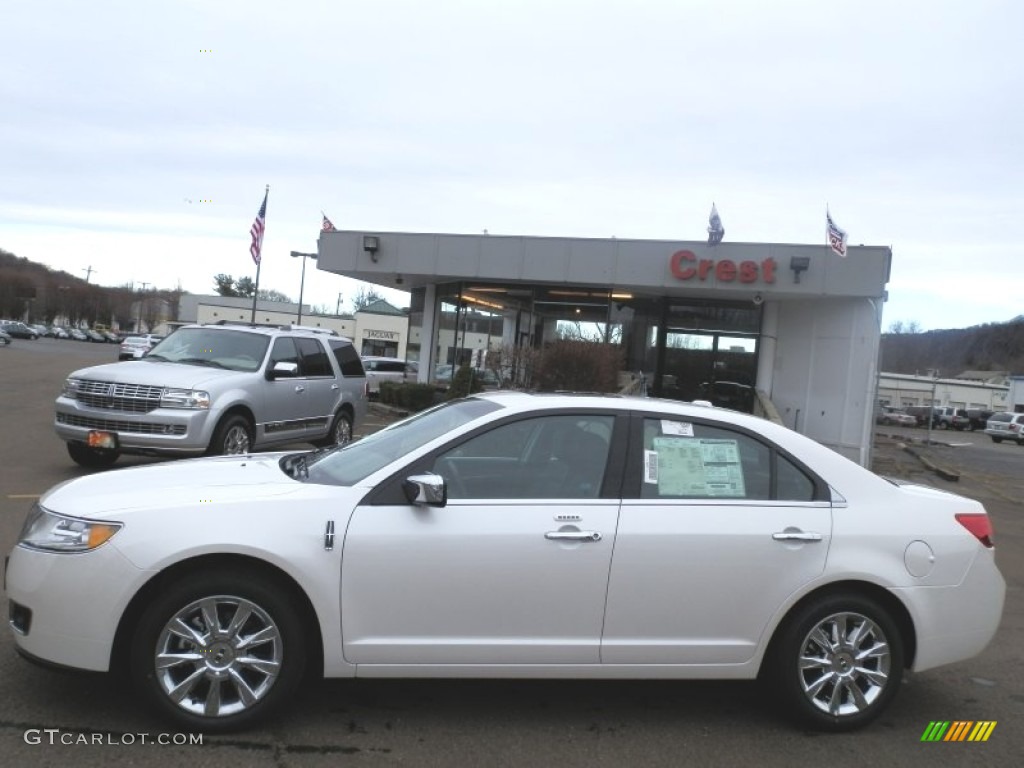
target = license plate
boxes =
[87,430,118,450]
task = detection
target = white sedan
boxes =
[5,392,1005,733]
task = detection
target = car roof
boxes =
[186,322,352,343]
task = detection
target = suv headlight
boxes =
[19,504,122,553]
[160,388,210,409]
[61,378,83,397]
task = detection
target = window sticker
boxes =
[650,437,746,497]
[644,450,659,484]
[660,420,694,436]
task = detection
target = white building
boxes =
[318,230,892,466]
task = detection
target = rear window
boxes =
[330,340,365,377]
[989,413,1013,423]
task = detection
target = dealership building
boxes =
[317,231,891,466]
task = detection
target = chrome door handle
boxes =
[772,531,823,542]
[545,531,602,542]
[331,383,339,390]
[295,385,305,392]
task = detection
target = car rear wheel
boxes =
[208,415,253,455]
[129,570,305,732]
[66,441,120,468]
[769,594,903,731]
[991,437,1002,444]
[314,410,352,448]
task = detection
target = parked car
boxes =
[935,406,971,430]
[0,320,39,339]
[55,323,368,467]
[984,412,1024,445]
[0,328,11,346]
[102,331,121,343]
[905,405,940,428]
[361,355,414,396]
[49,326,69,339]
[68,328,88,341]
[30,324,50,337]
[118,336,156,360]
[84,329,107,343]
[966,409,994,431]
[12,392,1005,733]
[875,406,916,427]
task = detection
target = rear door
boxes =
[601,413,832,665]
[295,337,338,435]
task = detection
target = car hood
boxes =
[67,360,249,389]
[41,454,302,518]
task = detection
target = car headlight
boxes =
[61,377,83,397]
[160,388,210,409]
[19,504,122,553]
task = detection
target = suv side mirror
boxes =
[402,473,447,507]
[267,361,299,379]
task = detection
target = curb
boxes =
[899,442,960,482]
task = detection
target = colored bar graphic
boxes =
[921,720,996,742]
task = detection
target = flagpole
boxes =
[250,259,262,326]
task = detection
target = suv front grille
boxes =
[75,380,164,413]
[57,413,186,435]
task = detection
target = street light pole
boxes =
[290,251,317,325]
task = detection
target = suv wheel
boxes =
[991,437,1002,444]
[315,410,352,448]
[67,441,120,468]
[768,594,903,731]
[209,415,253,456]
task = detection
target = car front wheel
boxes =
[769,594,903,731]
[129,570,305,732]
[208,414,253,455]
[66,441,120,468]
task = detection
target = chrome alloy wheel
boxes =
[796,611,891,717]
[154,596,283,718]
[333,414,352,445]
[223,424,251,454]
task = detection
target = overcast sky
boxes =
[2,0,1020,329]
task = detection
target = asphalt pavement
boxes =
[0,339,1021,767]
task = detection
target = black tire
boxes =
[208,414,253,456]
[991,437,1002,444]
[66,441,120,468]
[767,593,904,732]
[128,569,306,733]
[314,409,352,448]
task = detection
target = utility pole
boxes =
[137,282,150,332]
[82,266,97,283]
[336,292,343,315]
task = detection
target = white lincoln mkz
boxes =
[6,392,1005,732]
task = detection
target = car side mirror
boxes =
[267,361,299,379]
[402,473,447,507]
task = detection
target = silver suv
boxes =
[984,411,1024,445]
[55,323,368,467]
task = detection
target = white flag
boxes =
[826,210,847,258]
[707,203,724,245]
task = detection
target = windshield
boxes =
[303,398,503,486]
[146,328,270,372]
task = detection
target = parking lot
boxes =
[1,339,1021,766]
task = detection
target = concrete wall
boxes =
[769,298,883,464]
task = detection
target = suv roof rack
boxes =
[206,320,338,336]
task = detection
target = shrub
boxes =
[533,340,623,393]
[446,363,485,400]
[378,381,438,411]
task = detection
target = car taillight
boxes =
[1010,423,1020,432]
[956,513,994,548]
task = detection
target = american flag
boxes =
[250,188,268,266]
[827,209,847,258]
[321,212,337,232]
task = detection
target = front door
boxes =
[341,412,622,665]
